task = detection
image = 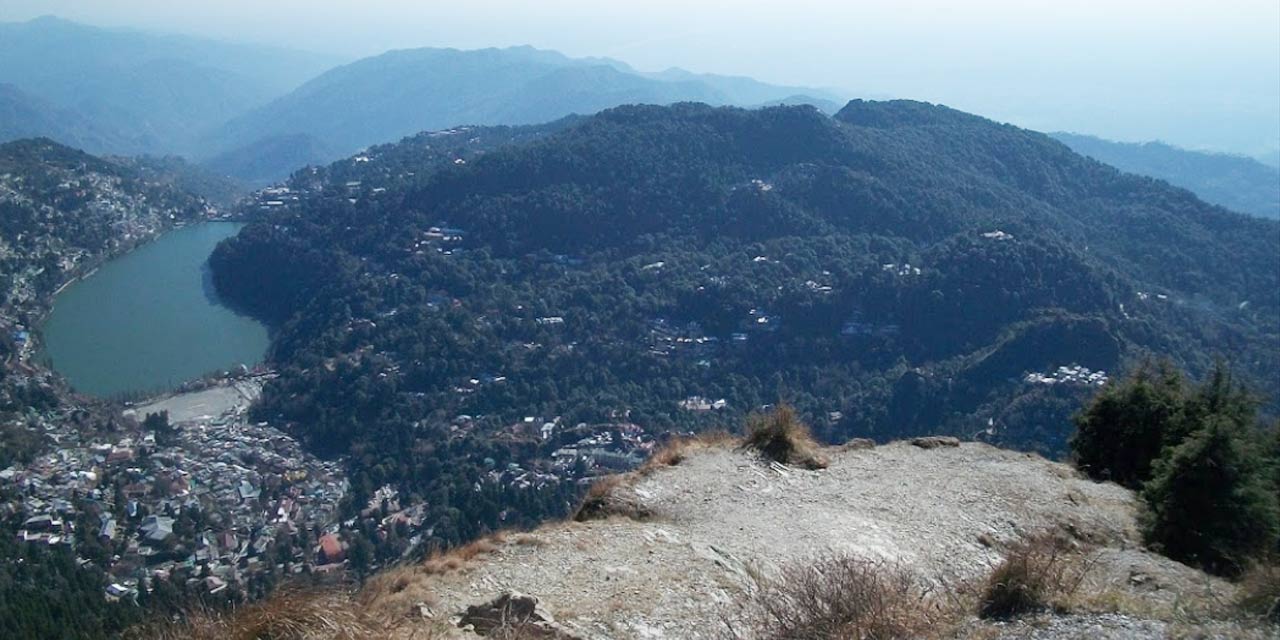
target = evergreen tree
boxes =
[1271,424,1280,552]
[1070,360,1188,488]
[143,410,175,446]
[1140,416,1280,576]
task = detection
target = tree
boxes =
[347,533,374,579]
[1140,416,1279,576]
[1271,424,1280,552]
[143,410,175,446]
[1069,361,1188,488]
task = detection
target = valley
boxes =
[0,10,1275,638]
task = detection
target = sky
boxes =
[2,0,1278,154]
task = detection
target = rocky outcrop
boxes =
[911,435,962,449]
[362,442,1265,639]
[458,592,581,639]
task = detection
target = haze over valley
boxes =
[0,4,1276,639]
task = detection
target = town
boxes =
[3,375,349,599]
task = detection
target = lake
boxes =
[41,222,269,397]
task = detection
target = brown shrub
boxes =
[741,405,828,470]
[129,585,376,640]
[729,553,942,639]
[572,474,651,522]
[978,532,1091,619]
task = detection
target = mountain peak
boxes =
[835,98,989,129]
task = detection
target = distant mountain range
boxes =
[201,133,338,187]
[1052,133,1280,220]
[3,14,1275,214]
[0,83,130,153]
[0,16,341,157]
[0,17,842,184]
[206,45,845,172]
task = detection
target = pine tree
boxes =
[1070,360,1187,488]
[1140,416,1280,576]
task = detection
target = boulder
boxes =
[842,438,876,451]
[910,436,961,449]
[458,592,581,639]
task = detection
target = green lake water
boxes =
[41,222,269,397]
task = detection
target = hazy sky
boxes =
[3,0,1278,154]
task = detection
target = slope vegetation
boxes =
[210,101,1280,555]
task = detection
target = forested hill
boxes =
[210,100,1278,546]
[0,84,128,154]
[1052,132,1280,220]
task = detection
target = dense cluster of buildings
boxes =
[2,378,349,600]
[1024,365,1110,387]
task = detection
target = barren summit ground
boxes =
[365,441,1266,639]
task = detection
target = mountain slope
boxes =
[0,16,341,156]
[203,133,338,186]
[209,46,840,161]
[0,84,131,153]
[1052,132,1280,220]
[208,101,1279,556]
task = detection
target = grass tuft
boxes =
[1235,561,1280,624]
[740,404,829,470]
[572,474,651,522]
[421,537,500,575]
[977,531,1091,619]
[728,553,945,639]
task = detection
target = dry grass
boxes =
[726,553,952,639]
[484,621,556,640]
[358,535,515,627]
[977,531,1093,619]
[422,537,500,574]
[129,585,376,640]
[513,534,546,547]
[359,535,514,622]
[639,430,738,474]
[1235,561,1280,623]
[740,405,829,470]
[572,474,651,522]
[357,562,441,621]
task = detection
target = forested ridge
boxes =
[212,100,1280,549]
[1051,131,1280,220]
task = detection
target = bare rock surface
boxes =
[964,613,1275,640]
[371,442,1251,639]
